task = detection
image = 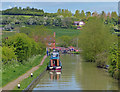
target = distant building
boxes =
[73,21,85,29]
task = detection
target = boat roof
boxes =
[50,52,59,59]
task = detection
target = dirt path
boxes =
[2,55,47,90]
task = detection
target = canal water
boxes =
[32,54,118,90]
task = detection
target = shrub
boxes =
[2,46,17,64]
[96,52,108,68]
[4,33,33,62]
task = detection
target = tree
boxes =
[79,17,114,62]
[4,33,33,62]
[107,12,111,19]
[92,11,98,17]
[2,46,17,64]
[86,11,91,18]
[80,10,86,20]
[62,9,65,17]
[57,9,61,15]
[61,17,72,28]
[57,36,72,47]
[111,11,118,20]
[74,10,80,18]
[101,11,107,20]
[29,25,52,44]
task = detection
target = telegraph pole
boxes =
[77,37,78,49]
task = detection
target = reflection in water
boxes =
[33,54,118,90]
[49,70,61,80]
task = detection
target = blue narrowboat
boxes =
[47,52,62,70]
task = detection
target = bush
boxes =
[2,46,17,64]
[96,52,108,68]
[108,43,119,79]
[4,33,36,62]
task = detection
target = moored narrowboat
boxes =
[47,52,62,70]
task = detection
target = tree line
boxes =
[78,17,119,79]
[1,7,118,31]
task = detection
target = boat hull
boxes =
[47,66,62,70]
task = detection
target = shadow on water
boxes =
[30,54,118,90]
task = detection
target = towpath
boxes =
[2,55,47,90]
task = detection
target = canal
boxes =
[32,54,118,90]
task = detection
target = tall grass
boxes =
[13,56,50,90]
[2,54,45,87]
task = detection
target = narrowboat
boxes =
[47,52,62,70]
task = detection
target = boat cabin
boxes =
[47,52,62,70]
[50,52,59,59]
[50,59,60,66]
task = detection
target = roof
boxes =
[50,52,59,59]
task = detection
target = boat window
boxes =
[53,53,59,57]
[53,60,57,66]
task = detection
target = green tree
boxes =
[61,17,72,28]
[4,33,33,62]
[79,17,114,62]
[86,11,91,18]
[74,10,80,18]
[2,46,17,64]
[100,11,107,20]
[62,9,65,17]
[57,36,72,47]
[111,11,118,20]
[80,10,86,20]
[57,9,61,15]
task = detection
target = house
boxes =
[73,21,85,29]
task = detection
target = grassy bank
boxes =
[2,54,45,87]
[68,51,80,54]
[13,56,50,90]
[22,25,80,38]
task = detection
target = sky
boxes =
[1,2,118,14]
[1,0,120,2]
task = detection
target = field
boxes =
[48,27,81,38]
[2,15,32,18]
[2,31,16,38]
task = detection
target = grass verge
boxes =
[2,54,45,87]
[13,56,50,90]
